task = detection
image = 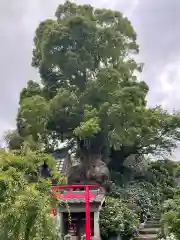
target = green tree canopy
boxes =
[14,1,180,171]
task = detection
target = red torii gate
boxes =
[51,184,99,240]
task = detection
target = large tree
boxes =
[15,1,180,172]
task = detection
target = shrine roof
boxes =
[61,193,105,204]
[55,187,105,205]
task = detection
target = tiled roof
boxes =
[58,189,105,204]
[62,193,105,204]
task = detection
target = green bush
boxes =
[0,150,65,239]
[161,190,180,239]
[100,197,139,240]
[110,180,162,219]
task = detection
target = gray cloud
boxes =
[134,0,180,63]
[131,0,180,108]
[1,0,180,149]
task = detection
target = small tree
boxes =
[0,150,65,240]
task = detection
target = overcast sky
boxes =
[1,0,180,155]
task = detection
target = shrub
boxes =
[161,191,180,239]
[100,197,139,240]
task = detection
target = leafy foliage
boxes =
[100,197,139,240]
[159,233,178,240]
[100,159,180,239]
[146,160,180,204]
[4,130,43,152]
[18,95,49,141]
[160,177,180,240]
[4,130,24,151]
[110,159,180,223]
[161,195,180,239]
[0,150,65,240]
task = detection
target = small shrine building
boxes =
[56,187,105,240]
[52,148,106,240]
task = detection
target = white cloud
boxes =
[120,0,140,18]
[158,60,180,109]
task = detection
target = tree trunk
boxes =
[67,136,110,189]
